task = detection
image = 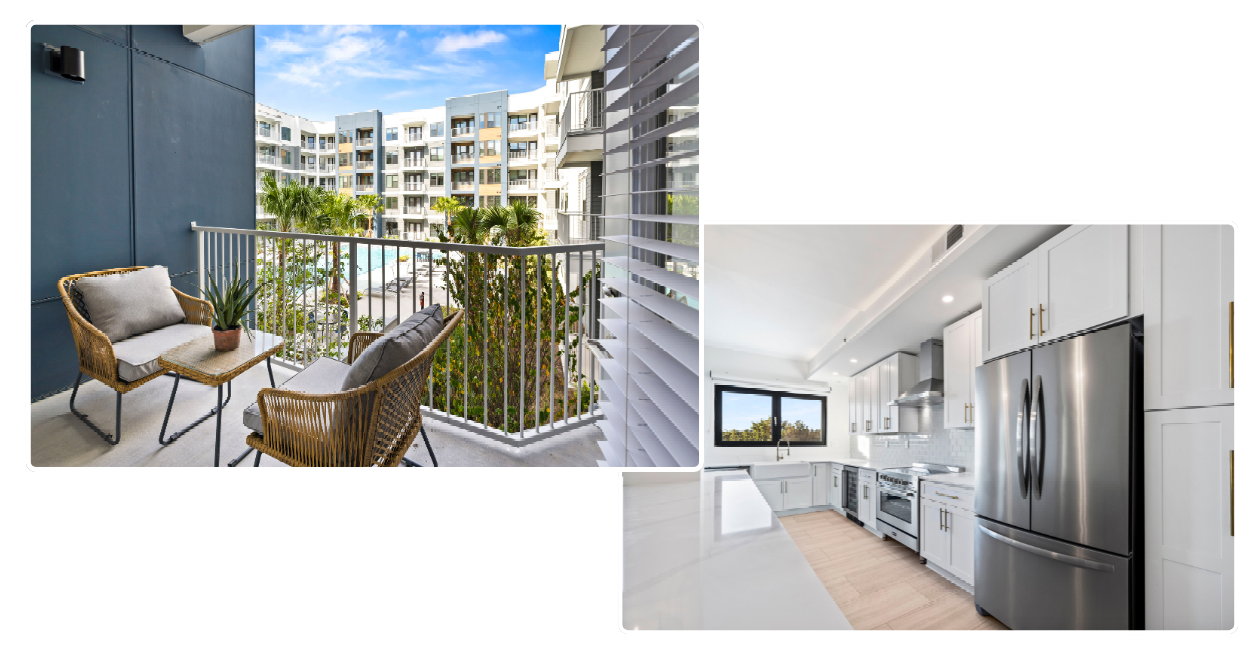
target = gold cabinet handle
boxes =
[945,509,951,532]
[939,506,943,529]
[1231,450,1235,537]
[1030,307,1035,340]
[1039,303,1045,336]
[1230,301,1234,389]
[935,491,959,500]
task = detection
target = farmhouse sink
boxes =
[749,461,811,479]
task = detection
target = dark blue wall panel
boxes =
[30,25,254,399]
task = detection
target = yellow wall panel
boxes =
[480,127,501,140]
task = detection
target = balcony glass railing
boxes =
[404,158,426,167]
[508,150,538,161]
[405,182,426,192]
[509,121,538,133]
[508,179,539,190]
[451,125,474,136]
[451,181,475,191]
[452,154,475,164]
[256,155,277,165]
[355,184,374,192]
[356,137,374,147]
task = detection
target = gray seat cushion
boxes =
[113,323,212,382]
[75,266,187,343]
[242,357,351,434]
[341,304,443,391]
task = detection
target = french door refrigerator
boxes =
[974,322,1142,630]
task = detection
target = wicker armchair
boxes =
[244,309,463,467]
[58,266,213,444]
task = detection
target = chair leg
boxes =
[68,372,120,445]
[253,450,262,467]
[421,425,438,467]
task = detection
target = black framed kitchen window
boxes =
[714,385,827,447]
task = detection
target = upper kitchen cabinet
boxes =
[1036,225,1129,341]
[1144,225,1234,410]
[860,366,879,434]
[943,310,982,429]
[848,371,861,436]
[876,353,918,433]
[982,252,1038,361]
[983,225,1129,361]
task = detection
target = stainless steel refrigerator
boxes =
[974,322,1142,630]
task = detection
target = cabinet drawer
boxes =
[922,482,974,510]
[859,468,876,481]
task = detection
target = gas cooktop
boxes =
[879,463,965,480]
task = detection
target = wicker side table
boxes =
[157,331,283,467]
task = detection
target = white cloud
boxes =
[396,30,408,40]
[433,30,507,54]
[265,38,306,54]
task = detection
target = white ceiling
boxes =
[704,225,948,361]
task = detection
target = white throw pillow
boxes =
[75,266,187,342]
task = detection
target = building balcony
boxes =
[355,184,374,193]
[355,137,374,147]
[558,89,604,168]
[508,179,539,191]
[508,151,539,164]
[509,121,539,134]
[403,158,426,169]
[303,163,316,172]
[402,206,429,217]
[451,154,475,165]
[450,181,475,191]
[256,155,277,166]
[355,160,375,170]
[319,164,337,173]
[451,125,474,137]
[404,182,427,192]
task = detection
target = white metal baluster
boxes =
[519,252,526,439]
[302,237,309,365]
[564,251,570,423]
[577,248,584,420]
[535,253,541,434]
[196,227,205,301]
[348,241,358,351]
[550,253,556,431]
[482,251,488,428]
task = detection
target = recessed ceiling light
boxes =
[942,295,954,303]
[850,359,858,363]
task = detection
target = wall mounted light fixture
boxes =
[43,44,85,82]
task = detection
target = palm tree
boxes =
[354,194,383,237]
[447,205,492,244]
[432,196,463,237]
[315,192,368,302]
[257,177,326,330]
[484,200,544,247]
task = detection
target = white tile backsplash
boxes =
[848,409,975,471]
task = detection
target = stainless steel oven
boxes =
[876,474,918,549]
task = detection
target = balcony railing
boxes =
[405,182,426,192]
[402,206,428,216]
[508,150,538,162]
[545,123,558,138]
[319,143,331,150]
[355,184,374,192]
[451,154,475,164]
[451,181,475,191]
[508,179,539,191]
[356,160,374,169]
[303,163,316,172]
[560,89,605,152]
[451,125,474,137]
[404,158,426,168]
[256,155,277,166]
[557,212,603,246]
[319,164,337,173]
[356,137,374,147]
[257,126,273,138]
[509,121,538,133]
[190,222,604,442]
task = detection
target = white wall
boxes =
[705,347,851,467]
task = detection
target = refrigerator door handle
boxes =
[1030,375,1043,500]
[1016,378,1030,499]
[979,525,1115,573]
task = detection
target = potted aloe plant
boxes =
[197,269,262,351]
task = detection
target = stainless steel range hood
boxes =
[888,338,945,407]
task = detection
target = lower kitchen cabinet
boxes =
[829,468,842,507]
[754,480,785,512]
[920,483,976,586]
[858,469,878,529]
[1145,406,1234,629]
[811,463,830,507]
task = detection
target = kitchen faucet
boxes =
[776,438,791,461]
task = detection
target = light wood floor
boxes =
[780,510,1009,630]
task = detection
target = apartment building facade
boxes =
[256,88,570,240]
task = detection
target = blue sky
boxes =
[255,25,561,120]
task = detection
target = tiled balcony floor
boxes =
[31,362,607,467]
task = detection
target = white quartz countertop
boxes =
[922,471,976,488]
[623,470,853,630]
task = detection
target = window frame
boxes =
[713,384,827,448]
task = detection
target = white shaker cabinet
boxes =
[784,478,812,511]
[982,252,1038,361]
[943,310,982,429]
[876,353,918,433]
[1036,224,1128,341]
[754,480,785,512]
[920,498,949,568]
[861,367,879,434]
[1144,406,1234,629]
[920,482,976,586]
[858,468,878,530]
[829,468,842,507]
[1143,225,1234,410]
[811,463,830,507]
[982,225,1128,361]
[848,372,860,435]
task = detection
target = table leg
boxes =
[227,446,256,467]
[213,384,223,467]
[157,374,231,445]
[267,357,275,387]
